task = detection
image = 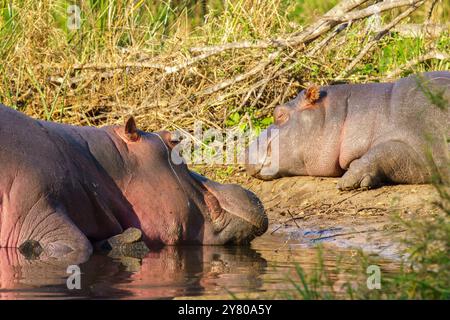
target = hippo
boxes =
[246,71,450,190]
[0,105,268,262]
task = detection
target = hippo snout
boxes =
[245,160,263,178]
[245,136,279,180]
[244,141,265,178]
[205,181,268,233]
[189,171,268,241]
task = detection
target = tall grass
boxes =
[0,0,448,131]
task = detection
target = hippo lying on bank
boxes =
[0,105,267,261]
[246,71,450,190]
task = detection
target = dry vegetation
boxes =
[0,0,448,134]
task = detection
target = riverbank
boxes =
[197,165,442,258]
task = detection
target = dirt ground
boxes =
[246,176,441,258]
[199,166,442,258]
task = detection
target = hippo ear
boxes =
[304,85,321,105]
[125,117,140,142]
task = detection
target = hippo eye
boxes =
[170,137,181,147]
[159,131,183,149]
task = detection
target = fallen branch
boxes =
[190,0,423,56]
[331,0,424,22]
[338,1,425,78]
[307,23,349,56]
[200,50,281,95]
[425,0,439,25]
[72,50,218,75]
[286,210,301,228]
[190,0,370,54]
[392,23,448,38]
[311,229,379,242]
[384,50,449,79]
[73,61,166,72]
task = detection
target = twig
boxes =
[311,229,377,242]
[283,213,316,224]
[270,225,283,235]
[425,0,439,25]
[384,50,449,79]
[190,39,287,53]
[307,23,349,56]
[73,61,166,72]
[338,1,425,78]
[331,0,424,22]
[242,49,299,111]
[199,50,281,96]
[163,51,222,74]
[332,190,363,206]
[286,210,300,228]
[190,0,370,53]
[355,206,388,212]
[72,51,218,75]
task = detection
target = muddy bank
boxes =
[241,176,441,258]
[194,162,444,259]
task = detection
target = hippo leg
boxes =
[338,140,428,190]
[18,206,93,262]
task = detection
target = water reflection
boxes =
[0,234,400,299]
[0,245,267,299]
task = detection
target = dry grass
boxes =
[0,0,448,134]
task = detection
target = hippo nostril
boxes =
[274,105,289,125]
[266,141,272,158]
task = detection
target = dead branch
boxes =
[190,0,423,56]
[190,0,370,54]
[307,23,349,56]
[384,50,449,79]
[199,50,282,96]
[338,1,425,78]
[72,50,218,75]
[73,61,166,72]
[331,0,424,22]
[392,23,448,38]
[425,0,439,24]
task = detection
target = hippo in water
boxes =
[0,105,268,262]
[246,71,450,190]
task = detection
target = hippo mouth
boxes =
[189,171,268,241]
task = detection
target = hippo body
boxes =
[247,71,450,190]
[0,105,267,261]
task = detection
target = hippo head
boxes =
[246,85,326,180]
[111,118,268,246]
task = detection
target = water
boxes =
[0,233,400,299]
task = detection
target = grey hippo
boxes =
[246,71,450,190]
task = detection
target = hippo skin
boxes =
[246,71,450,190]
[0,106,268,261]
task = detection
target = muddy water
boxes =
[0,232,400,299]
